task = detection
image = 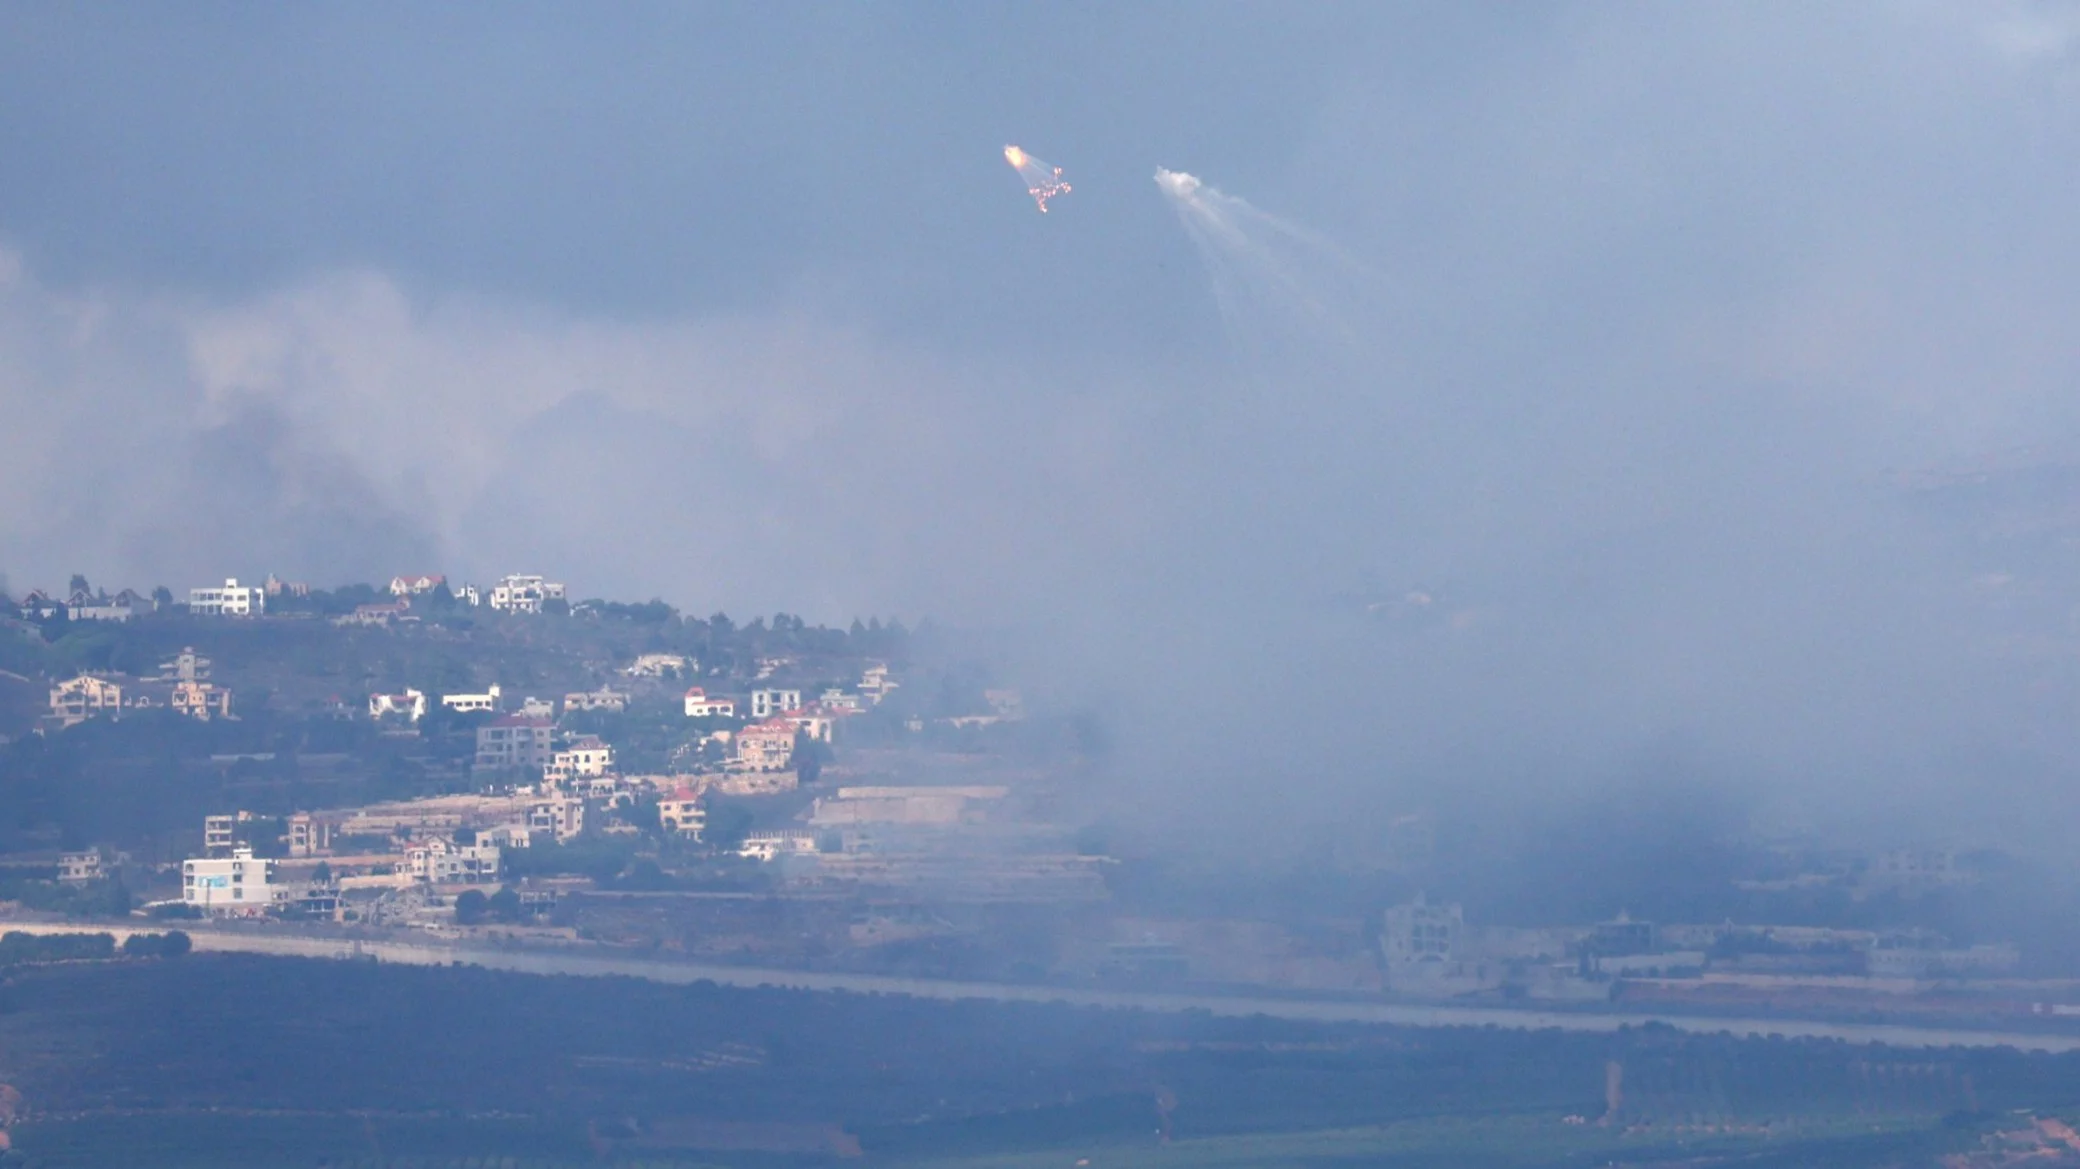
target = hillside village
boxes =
[2,569,2079,1032]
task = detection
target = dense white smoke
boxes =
[1154,167,1385,395]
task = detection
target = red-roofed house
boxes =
[657,788,707,839]
[734,719,797,771]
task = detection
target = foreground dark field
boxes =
[2,955,2078,1167]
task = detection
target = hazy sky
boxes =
[8,3,2080,839]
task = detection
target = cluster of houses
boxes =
[15,571,570,630]
[46,647,233,730]
[340,573,568,626]
[169,654,912,917]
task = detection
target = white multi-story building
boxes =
[405,835,501,884]
[487,575,565,614]
[683,688,737,718]
[442,683,501,713]
[750,688,803,718]
[545,738,615,783]
[182,846,281,913]
[388,574,446,596]
[189,578,266,617]
[58,849,105,883]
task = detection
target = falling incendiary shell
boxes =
[1004,145,1072,213]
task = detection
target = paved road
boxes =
[13,921,2080,1053]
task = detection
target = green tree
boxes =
[487,885,521,923]
[453,889,489,925]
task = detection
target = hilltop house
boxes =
[683,687,737,718]
[189,578,266,617]
[487,574,564,614]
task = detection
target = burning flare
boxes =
[1004,144,1071,213]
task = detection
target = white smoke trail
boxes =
[1153,167,1386,393]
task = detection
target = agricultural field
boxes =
[1,954,2077,1167]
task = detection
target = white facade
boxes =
[182,846,281,913]
[189,578,266,617]
[739,830,818,862]
[442,683,501,713]
[750,688,803,718]
[623,653,690,677]
[683,688,737,718]
[58,849,105,883]
[368,688,427,722]
[562,687,628,713]
[406,836,501,884]
[487,574,566,614]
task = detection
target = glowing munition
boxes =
[1004,144,1072,213]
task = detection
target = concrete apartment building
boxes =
[750,688,803,718]
[475,715,552,771]
[182,846,280,913]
